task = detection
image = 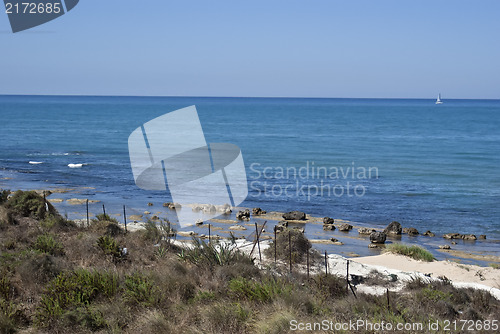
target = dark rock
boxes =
[451,241,457,245]
[151,215,160,221]
[282,211,306,220]
[479,235,486,240]
[423,230,435,237]
[147,202,154,206]
[330,238,339,242]
[252,207,266,215]
[384,221,402,235]
[358,227,376,235]
[323,224,336,231]
[164,202,181,210]
[236,209,250,220]
[338,223,353,232]
[443,233,462,240]
[195,219,203,226]
[370,232,387,244]
[462,234,477,241]
[323,217,335,224]
[439,245,451,250]
[403,227,419,236]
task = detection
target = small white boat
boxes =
[29,161,43,165]
[435,93,443,104]
[68,163,83,168]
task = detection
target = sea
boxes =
[1,95,499,261]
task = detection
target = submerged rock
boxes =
[403,227,419,236]
[323,224,336,231]
[338,223,353,232]
[479,235,486,240]
[358,227,376,235]
[282,211,306,220]
[423,230,435,237]
[439,245,451,250]
[384,221,402,235]
[462,234,477,241]
[443,233,462,240]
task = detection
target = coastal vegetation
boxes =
[0,190,498,333]
[384,243,436,262]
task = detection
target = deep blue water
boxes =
[1,95,499,241]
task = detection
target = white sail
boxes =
[435,93,443,104]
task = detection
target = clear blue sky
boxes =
[1,0,499,99]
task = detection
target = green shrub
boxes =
[35,269,118,327]
[96,236,122,260]
[178,237,253,268]
[202,302,250,334]
[0,299,25,333]
[384,243,435,262]
[228,277,292,303]
[144,220,176,244]
[0,189,9,204]
[123,273,159,307]
[6,190,58,220]
[33,234,65,256]
[94,213,119,224]
[264,228,312,264]
[312,274,348,299]
[40,214,76,231]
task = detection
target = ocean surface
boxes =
[1,95,499,260]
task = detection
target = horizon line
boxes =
[0,93,499,101]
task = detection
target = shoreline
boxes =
[1,183,499,266]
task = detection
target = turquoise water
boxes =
[1,95,499,242]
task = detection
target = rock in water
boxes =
[384,221,402,235]
[443,233,462,240]
[370,232,387,244]
[323,224,336,231]
[358,227,375,235]
[282,211,306,220]
[323,217,335,224]
[403,227,419,236]
[462,234,477,240]
[423,230,435,237]
[236,209,250,220]
[252,207,266,215]
[439,245,451,250]
[338,223,353,232]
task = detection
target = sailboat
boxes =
[435,93,443,104]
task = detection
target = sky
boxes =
[0,0,499,99]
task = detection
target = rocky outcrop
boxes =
[462,234,477,241]
[384,221,402,235]
[338,223,353,232]
[282,211,306,220]
[370,232,387,244]
[164,202,181,210]
[147,202,154,206]
[358,227,376,235]
[323,217,335,224]
[236,209,250,220]
[403,227,419,236]
[252,207,266,215]
[439,245,451,250]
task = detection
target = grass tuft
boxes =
[384,243,435,262]
[32,234,65,256]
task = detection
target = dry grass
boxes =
[0,190,499,333]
